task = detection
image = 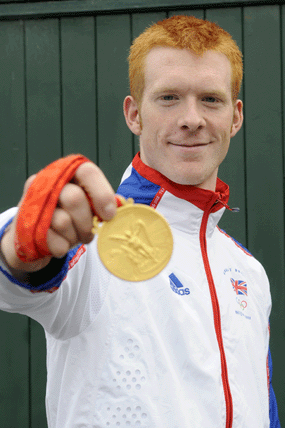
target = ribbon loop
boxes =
[15,154,90,262]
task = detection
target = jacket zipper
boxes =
[199,204,233,428]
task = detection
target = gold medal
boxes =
[92,197,173,281]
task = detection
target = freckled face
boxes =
[131,47,243,190]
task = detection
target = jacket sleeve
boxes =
[0,208,107,340]
[0,207,78,292]
[268,346,281,428]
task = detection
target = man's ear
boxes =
[230,99,243,138]
[123,96,142,136]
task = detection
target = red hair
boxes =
[128,15,243,106]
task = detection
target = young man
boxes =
[0,15,280,428]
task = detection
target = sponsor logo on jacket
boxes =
[169,273,190,296]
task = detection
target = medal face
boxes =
[95,202,173,281]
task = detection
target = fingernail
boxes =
[104,202,117,219]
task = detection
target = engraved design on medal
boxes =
[110,220,158,264]
[94,199,173,281]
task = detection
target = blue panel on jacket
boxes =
[117,167,160,206]
[268,347,281,427]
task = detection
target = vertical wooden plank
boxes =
[244,5,285,424]
[205,8,246,246]
[25,18,61,175]
[283,5,285,179]
[132,12,167,40]
[0,20,26,210]
[25,19,61,428]
[0,20,30,428]
[168,8,204,18]
[61,16,97,161]
[281,5,285,426]
[96,14,133,191]
[0,314,30,428]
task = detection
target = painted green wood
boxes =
[25,18,62,427]
[0,20,26,211]
[205,7,247,247]
[243,5,285,424]
[0,0,284,20]
[283,5,285,178]
[0,19,30,428]
[168,8,204,18]
[96,14,133,191]
[0,313,30,428]
[61,16,97,161]
[132,11,167,40]
[25,19,62,174]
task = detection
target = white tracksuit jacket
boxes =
[0,153,280,428]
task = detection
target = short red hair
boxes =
[128,15,243,106]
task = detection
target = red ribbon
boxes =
[15,154,90,262]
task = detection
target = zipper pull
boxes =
[227,206,240,213]
[216,198,240,212]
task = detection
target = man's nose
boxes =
[177,99,206,132]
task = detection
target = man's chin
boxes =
[163,171,217,191]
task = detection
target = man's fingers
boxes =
[11,161,116,264]
[57,183,94,244]
[50,207,78,247]
[48,162,116,258]
[46,228,70,259]
[73,162,117,221]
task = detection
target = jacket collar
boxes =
[132,152,230,213]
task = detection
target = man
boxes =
[0,15,280,428]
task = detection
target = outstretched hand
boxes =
[0,161,117,274]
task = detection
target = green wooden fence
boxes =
[0,1,284,426]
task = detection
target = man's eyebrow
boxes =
[152,85,181,94]
[201,89,228,98]
[152,85,229,97]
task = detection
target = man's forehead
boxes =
[145,46,230,67]
[144,47,232,93]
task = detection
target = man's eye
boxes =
[162,95,176,101]
[203,96,218,103]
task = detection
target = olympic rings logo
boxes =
[236,297,247,310]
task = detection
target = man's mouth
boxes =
[168,142,209,148]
